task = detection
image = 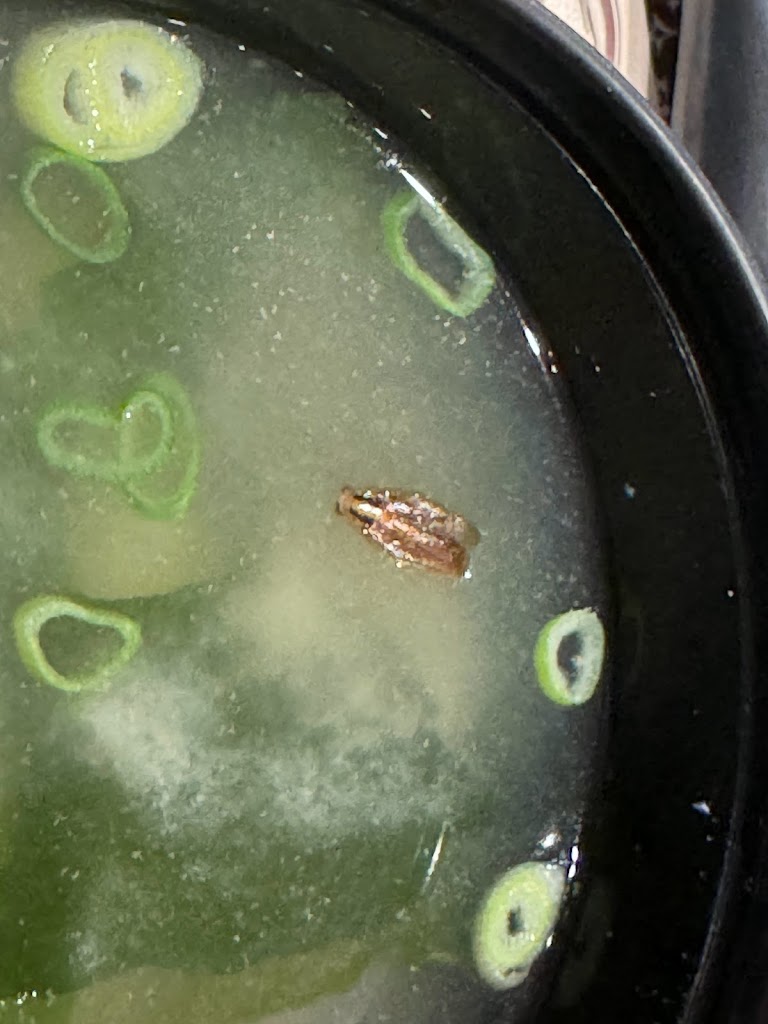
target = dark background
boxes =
[647,0,680,119]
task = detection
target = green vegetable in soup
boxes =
[118,388,175,476]
[37,400,125,482]
[0,603,467,985]
[20,147,130,263]
[11,19,203,162]
[534,607,605,706]
[472,861,566,990]
[382,190,495,317]
[121,372,201,520]
[36,373,200,520]
[0,942,372,1023]
[13,594,142,691]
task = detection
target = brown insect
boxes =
[337,487,480,578]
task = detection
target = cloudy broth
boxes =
[0,6,607,1021]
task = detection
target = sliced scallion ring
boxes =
[37,401,124,482]
[11,19,203,162]
[121,372,200,520]
[382,190,496,317]
[473,862,566,991]
[21,146,130,263]
[534,607,606,706]
[13,595,142,692]
[118,387,175,477]
[36,374,200,520]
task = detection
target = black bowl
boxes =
[158,2,768,1020]
[17,0,768,1019]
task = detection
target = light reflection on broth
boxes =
[0,7,606,1020]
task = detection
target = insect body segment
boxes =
[337,487,479,578]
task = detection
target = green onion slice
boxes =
[473,862,566,990]
[21,146,130,263]
[37,374,200,520]
[13,595,142,692]
[37,401,124,482]
[534,607,606,707]
[12,19,203,162]
[382,190,496,317]
[121,372,201,520]
[118,387,175,476]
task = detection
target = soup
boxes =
[0,6,607,1021]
